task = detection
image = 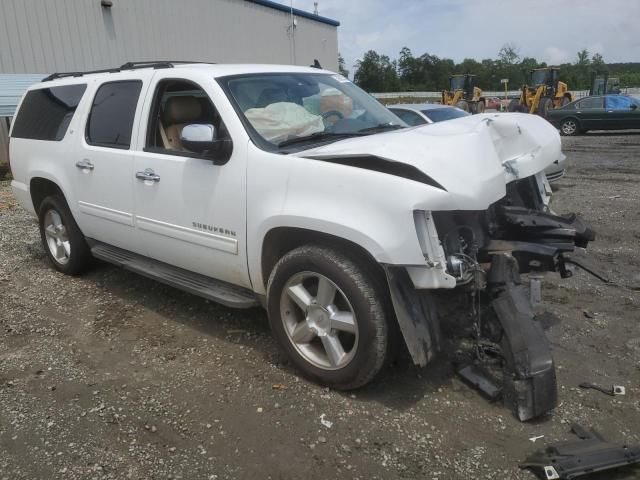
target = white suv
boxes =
[8,61,594,420]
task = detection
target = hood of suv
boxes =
[296,113,562,208]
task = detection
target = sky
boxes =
[279,0,640,74]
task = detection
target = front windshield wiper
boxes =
[277,131,364,148]
[356,123,404,133]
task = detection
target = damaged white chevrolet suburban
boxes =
[8,62,594,421]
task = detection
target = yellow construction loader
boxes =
[508,67,572,117]
[442,74,486,114]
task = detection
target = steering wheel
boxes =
[322,110,344,120]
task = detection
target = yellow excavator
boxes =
[508,67,572,117]
[442,74,485,114]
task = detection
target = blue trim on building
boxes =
[244,0,340,26]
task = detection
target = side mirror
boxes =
[630,104,638,110]
[180,124,232,162]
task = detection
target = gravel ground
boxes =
[1,131,639,479]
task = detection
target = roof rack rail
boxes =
[42,67,121,82]
[120,60,214,70]
[42,60,215,82]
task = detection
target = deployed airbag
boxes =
[245,102,324,143]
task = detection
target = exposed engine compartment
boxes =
[429,174,595,421]
[433,175,595,282]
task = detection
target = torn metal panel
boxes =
[487,254,557,421]
[520,424,640,479]
[383,266,440,366]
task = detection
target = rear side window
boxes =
[86,80,142,149]
[11,84,86,141]
[576,97,603,109]
[390,109,425,126]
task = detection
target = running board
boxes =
[90,242,258,309]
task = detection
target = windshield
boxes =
[450,76,466,91]
[218,72,405,151]
[422,107,470,122]
[531,70,550,86]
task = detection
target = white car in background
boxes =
[388,103,470,125]
[8,61,593,421]
[388,103,567,183]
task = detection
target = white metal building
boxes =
[0,0,340,164]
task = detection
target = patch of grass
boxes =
[0,162,11,181]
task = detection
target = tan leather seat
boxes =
[161,96,202,151]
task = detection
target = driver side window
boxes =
[146,79,229,155]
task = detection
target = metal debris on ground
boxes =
[319,414,333,429]
[520,424,640,479]
[579,382,625,397]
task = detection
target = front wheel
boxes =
[560,118,579,136]
[38,195,93,275]
[508,99,527,113]
[537,97,553,118]
[267,245,389,390]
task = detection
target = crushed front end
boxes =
[384,171,595,422]
[430,173,595,421]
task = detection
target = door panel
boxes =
[605,95,640,129]
[575,96,605,129]
[132,75,250,288]
[73,75,150,253]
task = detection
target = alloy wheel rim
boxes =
[43,209,71,265]
[280,271,358,370]
[563,121,576,134]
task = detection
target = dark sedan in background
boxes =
[547,94,640,135]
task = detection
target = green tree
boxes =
[353,50,400,92]
[498,43,520,65]
[591,53,605,69]
[338,53,349,77]
[576,49,590,65]
[352,48,640,93]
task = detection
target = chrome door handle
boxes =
[75,159,94,170]
[136,168,160,182]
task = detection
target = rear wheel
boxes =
[456,100,470,112]
[38,195,93,275]
[267,245,389,390]
[560,118,579,136]
[561,96,571,107]
[475,101,485,114]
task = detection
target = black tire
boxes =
[537,96,553,118]
[38,195,93,275]
[267,244,389,390]
[475,100,485,114]
[508,99,528,113]
[456,100,469,112]
[561,96,570,107]
[560,118,580,136]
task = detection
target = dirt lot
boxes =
[1,131,640,479]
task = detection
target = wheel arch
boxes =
[260,226,385,291]
[30,176,65,214]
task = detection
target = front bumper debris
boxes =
[520,424,640,479]
[487,254,557,421]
